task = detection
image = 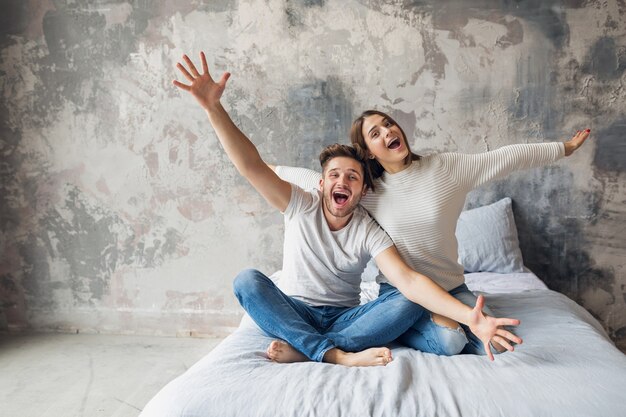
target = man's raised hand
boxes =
[468,295,523,361]
[173,51,231,112]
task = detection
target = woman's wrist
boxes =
[564,141,574,156]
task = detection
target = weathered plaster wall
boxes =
[1,1,624,347]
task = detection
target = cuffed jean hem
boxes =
[315,345,336,363]
[233,269,339,362]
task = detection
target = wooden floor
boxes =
[0,333,223,417]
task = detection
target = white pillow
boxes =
[455,197,525,273]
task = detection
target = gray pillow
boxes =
[455,197,525,273]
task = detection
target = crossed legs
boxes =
[233,269,425,367]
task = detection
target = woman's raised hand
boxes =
[564,129,591,156]
[173,51,231,112]
[468,295,523,361]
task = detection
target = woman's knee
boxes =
[436,325,468,356]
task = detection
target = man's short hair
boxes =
[318,144,374,190]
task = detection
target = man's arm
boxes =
[173,52,291,212]
[374,246,522,361]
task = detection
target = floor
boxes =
[0,333,224,417]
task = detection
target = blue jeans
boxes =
[233,269,426,362]
[383,283,499,356]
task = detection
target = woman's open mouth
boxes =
[387,137,402,150]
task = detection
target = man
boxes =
[173,52,522,366]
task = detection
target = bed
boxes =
[139,199,626,417]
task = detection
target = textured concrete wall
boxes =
[1,1,624,347]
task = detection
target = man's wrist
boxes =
[462,308,472,328]
[205,101,224,117]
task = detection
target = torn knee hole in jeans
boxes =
[429,315,464,333]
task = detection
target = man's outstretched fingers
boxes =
[495,318,520,327]
[176,62,194,81]
[183,54,201,77]
[201,51,209,74]
[497,328,522,344]
[492,336,514,351]
[474,294,485,312]
[484,342,494,361]
[172,79,191,91]
[218,72,231,88]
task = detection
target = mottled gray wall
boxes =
[1,1,624,347]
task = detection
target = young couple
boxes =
[173,52,590,367]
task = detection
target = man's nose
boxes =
[337,174,349,185]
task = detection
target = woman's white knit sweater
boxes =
[277,142,565,291]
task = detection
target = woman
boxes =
[274,109,590,356]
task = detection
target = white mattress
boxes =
[140,274,626,417]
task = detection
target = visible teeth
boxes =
[333,191,349,204]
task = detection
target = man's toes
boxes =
[267,341,281,359]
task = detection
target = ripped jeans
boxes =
[379,283,499,356]
[233,269,426,362]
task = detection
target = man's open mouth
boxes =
[387,137,401,150]
[332,190,350,206]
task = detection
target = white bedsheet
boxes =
[140,285,626,417]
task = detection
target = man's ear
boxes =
[318,178,324,191]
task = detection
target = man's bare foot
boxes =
[266,340,309,363]
[323,347,392,367]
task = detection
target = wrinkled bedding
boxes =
[140,275,626,417]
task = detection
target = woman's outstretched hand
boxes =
[564,129,591,156]
[468,295,523,361]
[173,51,231,112]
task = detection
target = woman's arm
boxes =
[375,246,522,361]
[269,165,322,191]
[442,130,590,191]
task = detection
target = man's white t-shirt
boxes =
[277,184,394,308]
